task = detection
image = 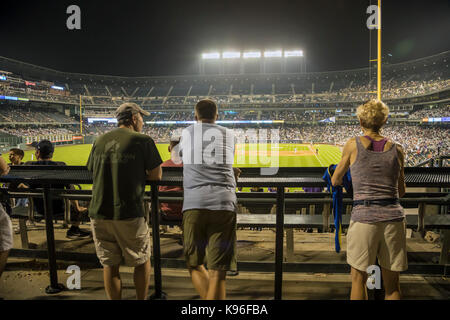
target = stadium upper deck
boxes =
[0,51,449,108]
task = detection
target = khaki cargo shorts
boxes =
[183,209,236,271]
[91,217,150,267]
[347,219,408,272]
[0,204,13,252]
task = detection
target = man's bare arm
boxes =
[70,200,88,212]
[0,157,10,176]
[233,167,241,182]
[147,165,162,181]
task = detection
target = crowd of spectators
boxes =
[0,120,447,166]
[275,124,449,166]
[0,126,77,137]
[409,105,450,120]
[86,109,338,122]
[2,74,448,107]
[0,105,75,124]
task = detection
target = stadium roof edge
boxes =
[0,51,448,82]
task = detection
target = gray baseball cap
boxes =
[115,103,150,121]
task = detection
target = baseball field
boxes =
[2,143,342,168]
[3,143,342,192]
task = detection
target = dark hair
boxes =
[195,99,217,121]
[117,117,134,127]
[169,140,180,149]
[36,140,54,159]
[9,148,24,159]
[38,150,53,159]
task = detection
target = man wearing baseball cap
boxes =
[87,102,162,300]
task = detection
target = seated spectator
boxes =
[8,148,28,209]
[8,148,24,166]
[24,140,91,239]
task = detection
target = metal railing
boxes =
[1,166,450,299]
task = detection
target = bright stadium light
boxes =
[284,50,303,57]
[264,50,282,58]
[223,51,241,59]
[202,52,221,59]
[243,51,261,59]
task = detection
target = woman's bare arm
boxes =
[396,144,406,197]
[331,138,355,187]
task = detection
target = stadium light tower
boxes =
[263,50,282,73]
[222,51,241,74]
[199,49,306,74]
[200,52,221,74]
[284,50,305,73]
[242,51,262,73]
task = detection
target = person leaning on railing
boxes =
[0,152,11,286]
[179,99,241,300]
[87,102,163,300]
[331,99,407,300]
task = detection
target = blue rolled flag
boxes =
[322,164,352,253]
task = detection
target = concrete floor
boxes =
[1,219,449,300]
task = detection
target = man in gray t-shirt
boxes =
[178,99,240,300]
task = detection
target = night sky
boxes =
[1,0,449,77]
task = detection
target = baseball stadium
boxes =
[0,0,449,307]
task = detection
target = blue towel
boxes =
[322,165,352,253]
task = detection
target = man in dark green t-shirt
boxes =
[87,102,162,300]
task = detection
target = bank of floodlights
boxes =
[201,50,304,59]
[200,49,305,74]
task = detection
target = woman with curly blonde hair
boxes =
[331,99,407,300]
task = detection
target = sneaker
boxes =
[226,270,239,277]
[66,227,92,239]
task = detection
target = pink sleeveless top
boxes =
[350,136,405,223]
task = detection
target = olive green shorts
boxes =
[182,209,236,271]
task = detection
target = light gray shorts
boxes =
[0,204,13,252]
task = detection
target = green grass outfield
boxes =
[2,143,342,191]
[3,143,342,168]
